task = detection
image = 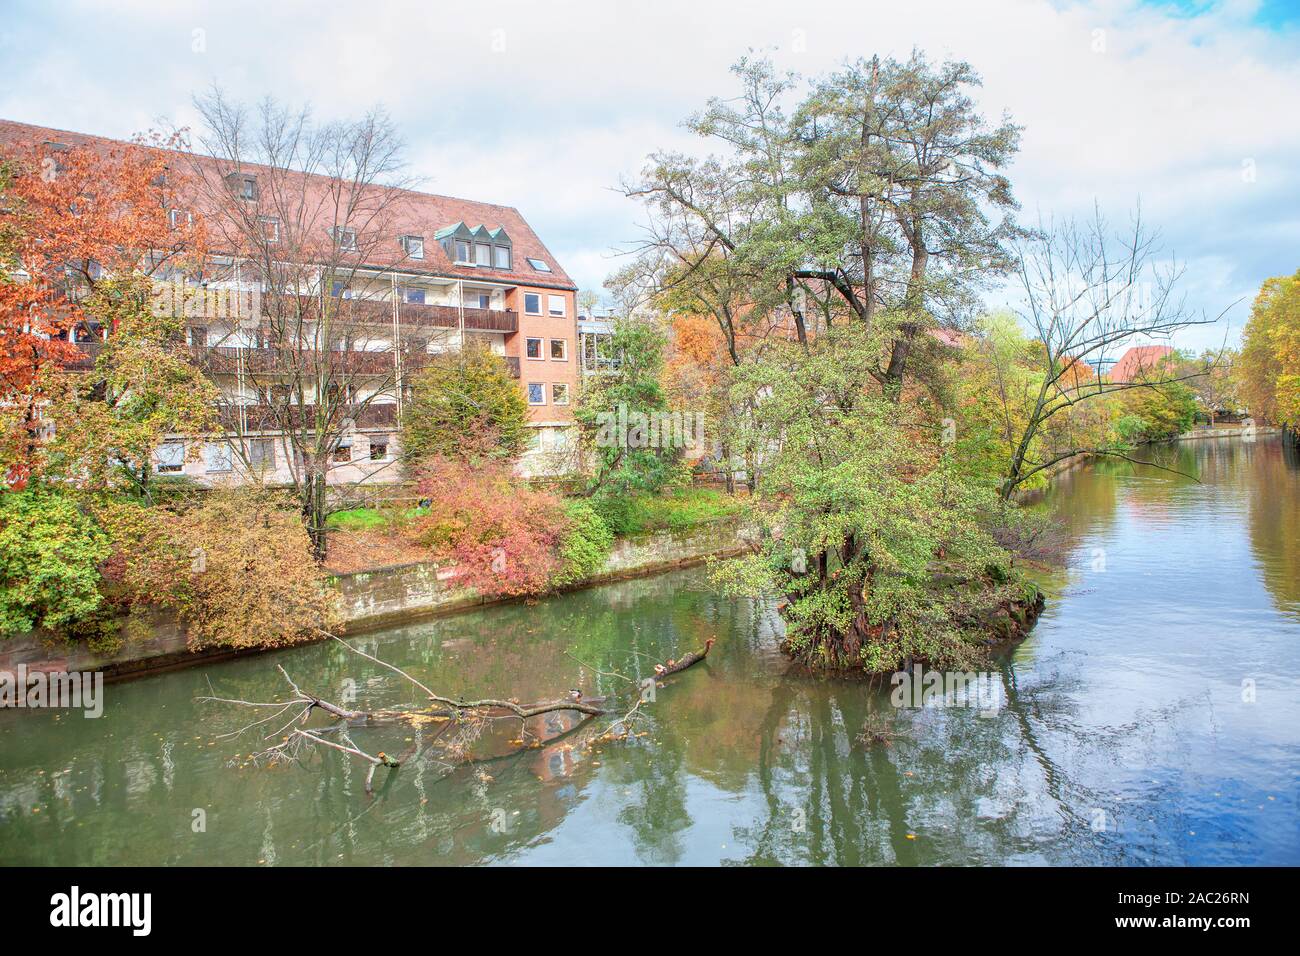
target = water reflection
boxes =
[1,437,1298,865]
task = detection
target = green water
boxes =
[2,437,1298,865]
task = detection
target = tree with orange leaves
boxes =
[0,133,203,484]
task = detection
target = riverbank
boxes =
[0,516,755,682]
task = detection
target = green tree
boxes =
[622,52,1023,404]
[40,274,217,497]
[1116,380,1199,443]
[400,341,528,466]
[575,318,684,499]
[0,490,110,637]
[714,329,1024,672]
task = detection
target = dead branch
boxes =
[202,635,716,794]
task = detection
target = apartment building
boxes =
[0,119,580,484]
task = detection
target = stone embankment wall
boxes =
[0,518,754,681]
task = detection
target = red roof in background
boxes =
[1108,345,1174,384]
[0,118,577,291]
[929,328,968,349]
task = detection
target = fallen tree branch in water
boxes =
[201,634,716,795]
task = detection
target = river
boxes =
[2,436,1298,865]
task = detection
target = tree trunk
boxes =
[303,469,328,561]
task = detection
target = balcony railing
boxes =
[71,340,512,379]
[189,345,431,375]
[216,403,398,432]
[277,296,518,333]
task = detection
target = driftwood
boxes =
[655,638,715,677]
[200,634,715,795]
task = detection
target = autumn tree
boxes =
[1236,269,1300,432]
[0,134,202,484]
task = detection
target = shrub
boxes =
[0,490,110,638]
[408,456,570,597]
[99,489,341,651]
[553,500,614,586]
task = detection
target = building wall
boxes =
[505,285,578,426]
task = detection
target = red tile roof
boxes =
[1108,345,1175,384]
[0,118,576,292]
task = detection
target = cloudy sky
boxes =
[1,0,1297,348]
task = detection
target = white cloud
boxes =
[0,0,1295,347]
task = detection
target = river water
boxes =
[2,436,1298,865]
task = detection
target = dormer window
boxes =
[333,227,358,252]
[437,223,513,270]
[401,235,424,260]
[226,172,258,200]
[258,216,280,243]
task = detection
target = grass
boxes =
[326,505,426,532]
[326,486,746,539]
[593,485,747,536]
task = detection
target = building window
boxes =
[526,258,551,272]
[333,438,353,463]
[524,293,541,315]
[549,338,567,360]
[331,281,352,299]
[204,442,232,473]
[493,245,511,270]
[168,208,191,229]
[227,173,258,201]
[248,438,276,470]
[369,436,389,461]
[333,227,358,252]
[527,382,545,405]
[400,286,426,305]
[581,331,620,372]
[474,243,492,267]
[455,239,471,263]
[258,216,279,243]
[401,235,424,259]
[156,442,185,473]
[526,337,542,359]
[548,295,566,317]
[189,325,208,347]
[552,383,569,405]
